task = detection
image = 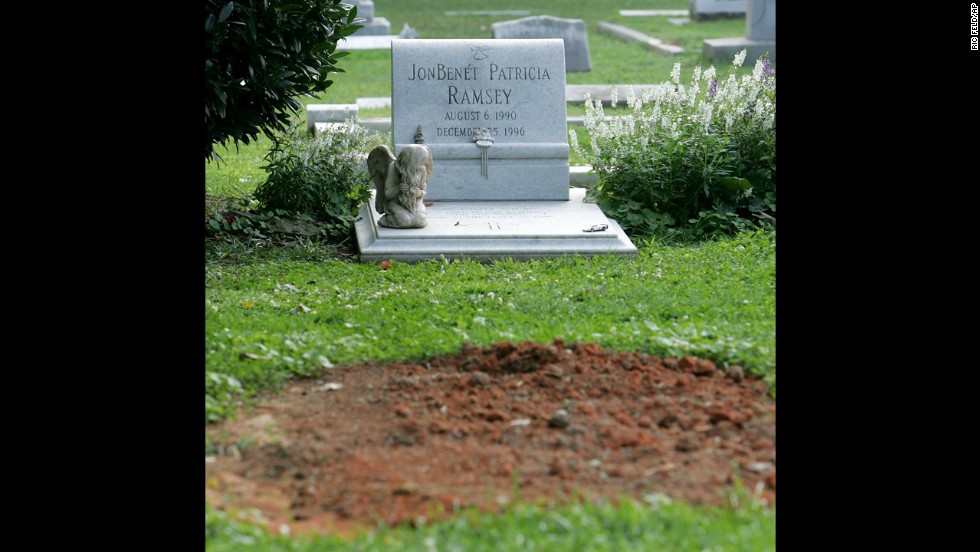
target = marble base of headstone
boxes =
[355,188,636,263]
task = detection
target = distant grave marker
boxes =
[350,0,391,35]
[689,0,747,21]
[491,16,592,72]
[702,0,775,64]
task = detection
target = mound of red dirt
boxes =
[205,339,775,537]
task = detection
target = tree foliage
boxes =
[204,0,362,162]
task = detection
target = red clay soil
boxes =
[205,339,775,538]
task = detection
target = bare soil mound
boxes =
[205,339,775,537]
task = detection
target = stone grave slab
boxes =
[596,22,685,55]
[306,104,357,133]
[355,188,636,263]
[491,16,592,72]
[620,10,690,17]
[391,38,570,201]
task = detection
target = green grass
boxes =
[206,489,775,551]
[205,2,775,547]
[205,229,775,421]
[208,136,275,198]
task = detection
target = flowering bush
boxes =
[571,50,775,240]
[255,118,388,243]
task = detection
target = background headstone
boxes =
[491,16,592,73]
[689,0,747,21]
[306,104,358,133]
[746,0,776,41]
[391,39,570,201]
[350,0,391,36]
[702,0,775,64]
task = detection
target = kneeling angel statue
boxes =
[367,144,433,228]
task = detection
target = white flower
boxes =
[670,63,681,85]
[753,57,765,80]
[703,66,716,83]
[609,86,618,108]
[733,49,747,67]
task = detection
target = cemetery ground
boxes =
[205,231,776,548]
[206,338,775,539]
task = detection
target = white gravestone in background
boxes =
[702,0,775,64]
[746,0,775,41]
[350,0,391,36]
[491,16,592,72]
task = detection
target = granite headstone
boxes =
[746,0,776,41]
[355,38,637,262]
[702,0,775,64]
[391,38,570,201]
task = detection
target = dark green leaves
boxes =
[218,2,234,22]
[205,0,361,162]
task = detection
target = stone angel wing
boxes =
[367,144,397,214]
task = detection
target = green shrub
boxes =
[253,119,389,243]
[204,0,362,162]
[571,50,775,240]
